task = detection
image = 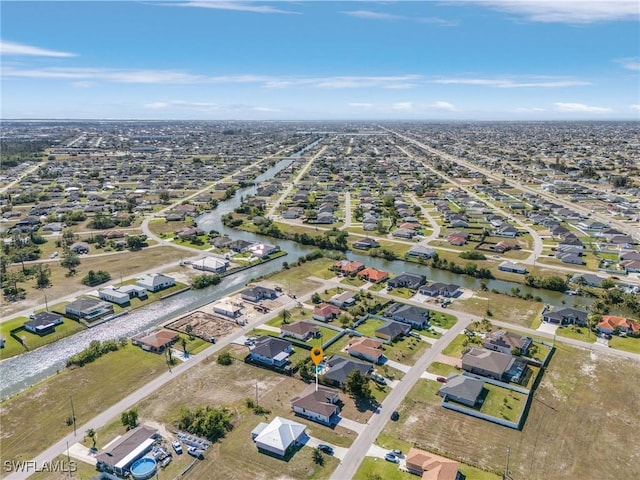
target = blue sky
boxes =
[1,1,639,120]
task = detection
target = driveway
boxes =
[68,443,97,466]
[420,371,442,382]
[435,354,462,368]
[536,322,559,335]
[383,359,411,373]
[303,435,349,461]
[335,417,366,434]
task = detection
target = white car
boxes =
[172,441,182,454]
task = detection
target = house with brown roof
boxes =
[596,315,640,336]
[405,447,461,480]
[290,384,341,425]
[312,303,342,322]
[133,329,179,353]
[482,330,532,356]
[347,337,385,364]
[281,321,320,341]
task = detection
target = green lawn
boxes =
[266,258,336,294]
[385,335,430,365]
[429,311,458,329]
[340,276,366,287]
[387,287,414,299]
[354,457,413,480]
[441,334,478,358]
[427,361,461,377]
[0,316,86,360]
[324,334,351,357]
[608,336,640,354]
[556,325,596,344]
[456,292,544,328]
[354,317,387,337]
[476,384,527,423]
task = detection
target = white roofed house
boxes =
[251,417,307,458]
[136,273,176,292]
[192,256,229,274]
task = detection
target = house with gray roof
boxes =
[438,374,485,407]
[541,307,588,326]
[291,384,341,426]
[249,336,293,368]
[462,348,519,382]
[241,286,278,303]
[322,356,373,387]
[375,320,411,341]
[65,297,114,322]
[24,312,64,336]
[384,303,430,329]
[387,272,426,290]
[483,330,532,356]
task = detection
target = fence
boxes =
[441,399,522,430]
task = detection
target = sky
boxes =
[1,1,639,120]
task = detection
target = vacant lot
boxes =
[266,258,335,295]
[456,292,545,328]
[381,345,640,479]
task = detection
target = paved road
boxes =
[343,190,352,228]
[407,193,440,243]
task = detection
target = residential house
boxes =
[419,283,462,298]
[405,447,461,480]
[312,303,342,322]
[96,426,159,477]
[248,243,279,258]
[252,417,307,457]
[385,303,430,329]
[69,241,90,254]
[322,356,373,387]
[392,228,416,239]
[347,337,385,364]
[65,297,114,322]
[280,321,320,341]
[375,320,411,342]
[541,307,588,326]
[438,375,485,407]
[495,224,518,238]
[290,385,341,426]
[334,260,365,276]
[136,273,176,292]
[387,272,426,290]
[571,273,606,288]
[192,256,229,273]
[596,315,640,336]
[329,291,357,308]
[358,267,389,283]
[407,244,436,258]
[461,348,525,383]
[212,299,243,318]
[98,286,131,306]
[352,237,380,250]
[483,330,532,356]
[241,286,278,303]
[249,336,294,368]
[498,261,527,274]
[556,252,583,265]
[447,235,467,246]
[24,312,64,336]
[228,239,253,253]
[133,329,179,353]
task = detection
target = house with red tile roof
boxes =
[596,315,640,336]
[358,267,390,283]
[312,303,342,322]
[405,447,461,480]
[347,337,385,364]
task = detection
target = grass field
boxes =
[555,325,596,344]
[456,292,545,328]
[441,334,476,358]
[354,317,386,337]
[0,344,167,462]
[429,311,458,329]
[266,258,335,295]
[608,335,640,354]
[385,335,430,365]
[427,361,461,376]
[381,345,640,480]
[475,384,527,423]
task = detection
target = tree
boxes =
[121,408,139,430]
[313,448,325,465]
[159,190,171,204]
[280,308,291,324]
[311,292,322,304]
[85,428,97,449]
[218,351,233,365]
[61,249,81,276]
[345,370,373,400]
[33,263,51,289]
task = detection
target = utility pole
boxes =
[45,294,49,312]
[69,395,76,436]
[66,441,72,478]
[504,445,511,480]
[255,382,259,406]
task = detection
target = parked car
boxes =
[172,441,183,454]
[436,376,447,383]
[317,444,334,455]
[391,449,403,457]
[408,332,421,339]
[187,446,204,459]
[50,251,58,259]
[390,410,400,421]
[384,453,400,463]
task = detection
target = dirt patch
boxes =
[165,310,240,342]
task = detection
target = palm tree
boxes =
[280,308,291,324]
[86,428,97,449]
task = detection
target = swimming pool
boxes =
[130,457,157,480]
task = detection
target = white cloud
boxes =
[430,101,457,111]
[554,102,612,112]
[348,102,374,108]
[178,1,299,14]
[513,107,547,112]
[144,102,169,109]
[478,1,639,23]
[342,10,457,26]
[252,106,281,112]
[0,40,76,57]
[71,81,93,88]
[630,104,640,111]
[392,102,413,111]
[432,77,591,88]
[616,57,640,71]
